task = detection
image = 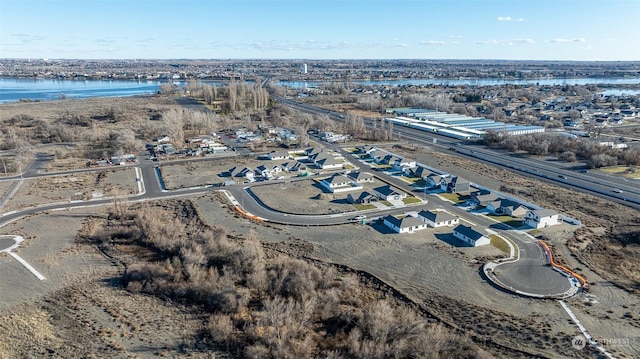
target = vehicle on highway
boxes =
[613,188,623,193]
[559,175,568,179]
[352,214,366,220]
[580,169,589,173]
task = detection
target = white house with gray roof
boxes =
[453,225,490,246]
[417,210,459,228]
[524,209,559,228]
[383,214,428,234]
[320,174,361,193]
[372,185,407,201]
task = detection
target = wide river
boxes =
[1,77,639,103]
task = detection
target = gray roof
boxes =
[530,208,558,217]
[373,185,401,196]
[453,225,486,241]
[348,171,373,181]
[418,210,458,223]
[384,215,425,229]
[324,174,351,185]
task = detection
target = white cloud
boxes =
[549,38,586,43]
[477,38,535,45]
[497,16,524,22]
[512,38,535,44]
[418,40,447,46]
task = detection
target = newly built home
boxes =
[382,214,428,233]
[417,209,459,228]
[453,225,490,246]
[440,176,471,193]
[347,191,379,204]
[524,209,560,228]
[267,150,290,160]
[320,174,360,193]
[372,185,407,201]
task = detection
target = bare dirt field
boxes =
[159,157,260,189]
[250,178,360,215]
[1,168,137,212]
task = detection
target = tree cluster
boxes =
[88,202,485,358]
[482,131,640,168]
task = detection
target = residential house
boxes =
[470,191,500,206]
[235,167,255,182]
[453,225,490,246]
[410,166,433,179]
[306,147,325,161]
[383,214,428,234]
[379,154,400,165]
[392,158,417,171]
[281,161,307,173]
[314,155,344,170]
[440,176,471,193]
[321,174,360,193]
[347,171,374,183]
[417,210,459,228]
[524,209,559,228]
[267,150,290,160]
[289,161,307,173]
[425,173,445,188]
[357,145,377,155]
[347,191,379,204]
[372,185,407,201]
[255,164,282,179]
[487,199,528,218]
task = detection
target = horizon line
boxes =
[2,58,640,63]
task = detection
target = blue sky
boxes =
[1,0,639,61]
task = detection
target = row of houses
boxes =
[356,146,472,193]
[266,147,345,170]
[223,161,308,182]
[468,190,560,228]
[381,209,490,246]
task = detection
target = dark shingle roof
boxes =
[453,225,485,241]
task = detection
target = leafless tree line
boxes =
[483,131,640,168]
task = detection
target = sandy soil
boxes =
[1,169,136,212]
[0,209,114,310]
[250,178,358,214]
[159,157,258,189]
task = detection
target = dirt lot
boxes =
[1,168,136,212]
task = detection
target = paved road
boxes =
[273,95,640,209]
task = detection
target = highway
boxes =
[272,94,640,209]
